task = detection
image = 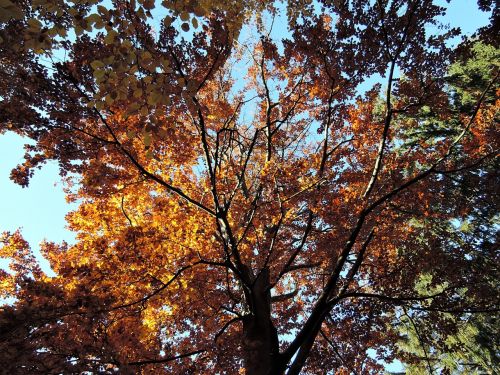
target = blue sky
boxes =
[0,133,76,272]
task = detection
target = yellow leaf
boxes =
[193,6,206,17]
[97,5,108,15]
[141,50,152,61]
[0,0,23,22]
[104,30,117,44]
[163,15,173,27]
[27,18,42,30]
[86,13,101,24]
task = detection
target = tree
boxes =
[392,41,499,375]
[0,0,498,373]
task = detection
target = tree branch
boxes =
[127,349,205,366]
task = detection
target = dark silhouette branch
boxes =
[127,349,205,366]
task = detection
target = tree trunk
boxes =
[242,267,280,375]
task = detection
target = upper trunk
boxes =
[242,267,280,375]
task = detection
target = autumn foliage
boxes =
[0,0,499,373]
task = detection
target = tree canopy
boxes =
[0,0,498,373]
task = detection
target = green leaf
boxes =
[143,132,152,148]
[133,88,143,98]
[90,60,105,70]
